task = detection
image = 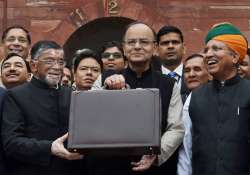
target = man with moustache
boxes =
[92,22,184,175]
[1,53,31,89]
[189,23,250,175]
[0,53,31,174]
[0,53,30,174]
[1,40,83,175]
[0,25,31,87]
[0,25,31,174]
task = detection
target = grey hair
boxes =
[30,40,62,60]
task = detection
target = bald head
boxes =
[122,22,156,72]
[123,22,156,41]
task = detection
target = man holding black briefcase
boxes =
[91,22,184,175]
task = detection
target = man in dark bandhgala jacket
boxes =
[91,22,184,175]
[1,40,84,175]
[189,23,250,175]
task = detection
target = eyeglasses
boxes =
[123,39,155,47]
[102,52,123,59]
[5,36,28,44]
[39,58,65,67]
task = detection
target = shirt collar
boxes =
[161,63,183,77]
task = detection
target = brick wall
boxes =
[1,0,250,60]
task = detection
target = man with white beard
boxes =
[1,40,83,175]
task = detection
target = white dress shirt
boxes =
[177,94,192,175]
[161,64,183,89]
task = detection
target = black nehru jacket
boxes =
[102,67,174,133]
[1,77,84,175]
[189,75,250,175]
[89,67,178,175]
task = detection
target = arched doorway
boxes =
[63,16,135,66]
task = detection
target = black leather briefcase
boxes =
[68,89,161,155]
